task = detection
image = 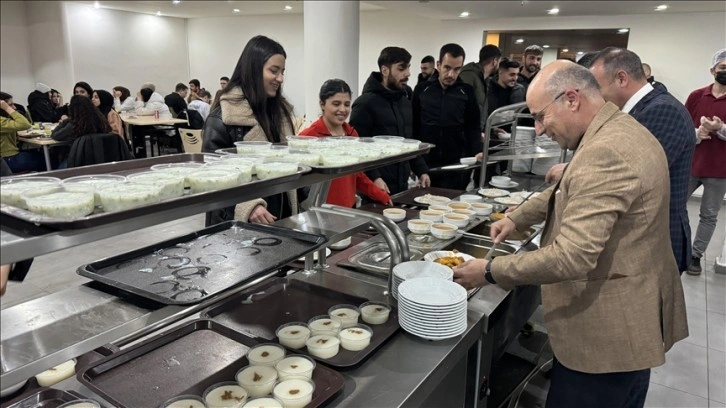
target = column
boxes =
[303,1,359,123]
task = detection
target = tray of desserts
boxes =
[0,153,310,229]
[201,278,399,369]
[214,137,434,175]
[390,187,465,207]
[76,319,344,408]
[1,388,91,408]
[77,221,327,305]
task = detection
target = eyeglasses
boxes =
[532,90,569,124]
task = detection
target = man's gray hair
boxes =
[524,45,544,57]
[592,47,646,81]
[545,62,601,98]
[141,82,156,92]
[712,48,726,68]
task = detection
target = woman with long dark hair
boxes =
[113,86,135,112]
[92,90,124,139]
[299,79,391,207]
[203,35,297,225]
[51,95,111,142]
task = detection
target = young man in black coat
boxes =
[350,47,430,196]
[413,43,481,191]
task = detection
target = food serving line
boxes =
[0,139,546,408]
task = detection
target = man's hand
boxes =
[418,174,431,188]
[249,205,276,224]
[491,217,516,243]
[59,115,69,123]
[453,259,490,290]
[373,178,390,194]
[701,116,723,132]
[504,205,518,214]
[546,163,566,184]
[696,125,712,143]
[475,152,484,162]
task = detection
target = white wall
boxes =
[187,14,306,116]
[63,2,189,97]
[0,1,34,105]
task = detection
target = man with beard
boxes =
[413,43,481,190]
[517,45,544,93]
[487,58,526,118]
[418,55,436,85]
[460,44,501,131]
[350,46,430,195]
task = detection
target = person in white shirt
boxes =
[113,86,136,112]
[135,88,172,119]
[188,89,211,121]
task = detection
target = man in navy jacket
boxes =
[588,47,696,273]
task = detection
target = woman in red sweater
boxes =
[299,79,391,207]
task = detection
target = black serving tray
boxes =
[77,319,345,408]
[201,278,400,369]
[0,153,310,229]
[77,221,327,305]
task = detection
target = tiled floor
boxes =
[1,200,725,407]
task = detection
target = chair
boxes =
[67,132,133,168]
[178,128,203,153]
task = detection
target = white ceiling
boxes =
[70,0,726,19]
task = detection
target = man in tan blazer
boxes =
[454,60,688,407]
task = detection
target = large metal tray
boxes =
[77,221,327,305]
[1,388,88,408]
[76,319,344,408]
[201,278,400,368]
[390,187,465,207]
[215,141,434,175]
[0,153,310,229]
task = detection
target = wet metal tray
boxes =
[0,153,310,229]
[215,141,434,175]
[390,187,465,207]
[76,319,344,408]
[77,221,327,305]
[1,388,88,408]
[201,278,400,368]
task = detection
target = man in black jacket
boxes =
[165,83,188,118]
[27,82,62,123]
[413,43,481,190]
[350,46,430,195]
[487,59,526,119]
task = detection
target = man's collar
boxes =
[622,82,654,114]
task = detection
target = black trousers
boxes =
[546,359,650,408]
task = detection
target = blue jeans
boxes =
[3,151,45,173]
[689,176,726,258]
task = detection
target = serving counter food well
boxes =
[1,142,544,408]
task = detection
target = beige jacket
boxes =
[492,102,688,373]
[219,87,298,222]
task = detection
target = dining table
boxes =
[120,114,189,155]
[17,126,72,171]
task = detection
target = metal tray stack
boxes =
[77,221,327,305]
[77,319,345,408]
[1,388,89,408]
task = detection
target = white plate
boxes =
[497,132,511,140]
[423,251,475,264]
[393,261,453,281]
[489,180,519,189]
[413,194,450,205]
[398,299,467,314]
[297,248,332,261]
[398,278,468,306]
[478,188,510,198]
[510,191,541,200]
[400,322,467,334]
[494,196,524,206]
[441,164,468,170]
[400,321,467,340]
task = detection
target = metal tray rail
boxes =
[215,141,434,175]
[76,319,344,408]
[0,153,310,229]
[1,388,88,408]
[201,278,400,368]
[77,221,327,305]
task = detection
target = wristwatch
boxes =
[484,260,497,284]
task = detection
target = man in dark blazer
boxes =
[588,47,696,273]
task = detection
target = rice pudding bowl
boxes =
[328,305,360,327]
[338,324,373,351]
[307,315,342,336]
[359,301,391,325]
[305,334,341,359]
[234,141,271,154]
[273,379,315,408]
[62,174,126,206]
[256,161,298,180]
[23,188,95,219]
[275,354,316,380]
[242,398,283,408]
[204,162,254,183]
[0,176,60,209]
[162,395,206,408]
[276,322,311,349]
[246,343,286,367]
[187,169,241,194]
[56,401,100,408]
[203,381,248,408]
[236,365,278,398]
[127,171,184,200]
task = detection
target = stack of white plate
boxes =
[397,277,468,340]
[392,261,452,300]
